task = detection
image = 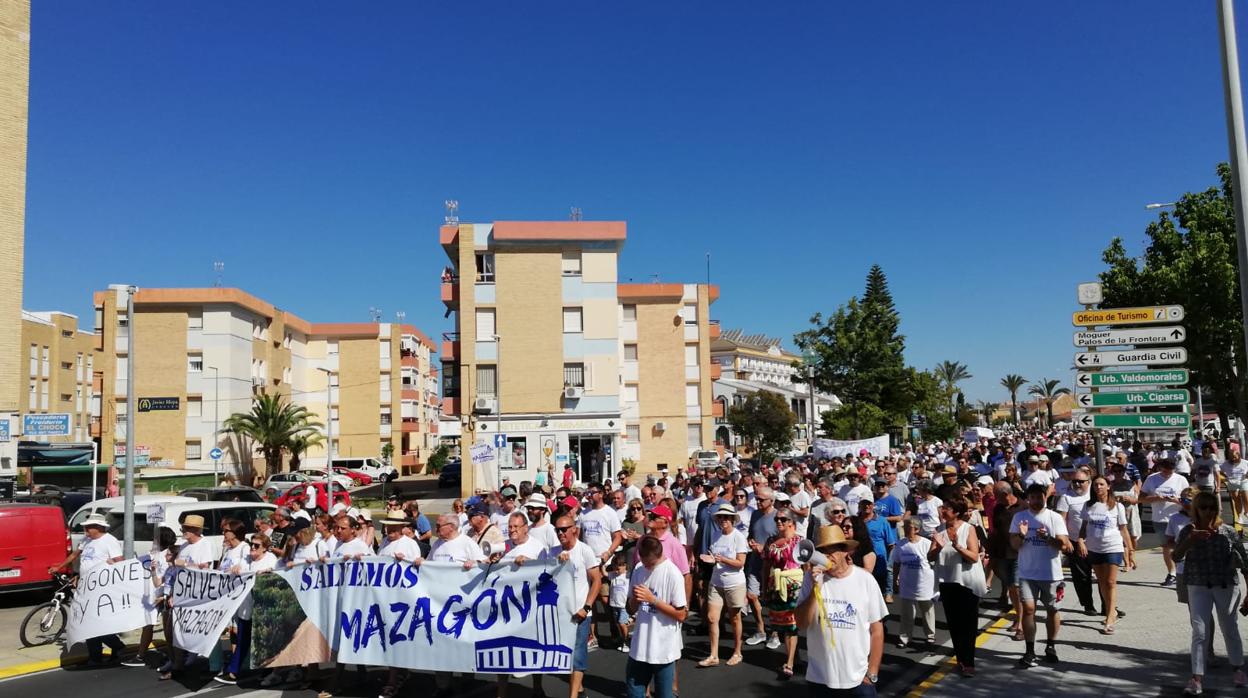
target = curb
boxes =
[903,612,1011,697]
[0,639,166,681]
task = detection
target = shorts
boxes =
[571,612,592,672]
[1229,480,1248,493]
[746,571,762,597]
[613,606,631,625]
[697,560,714,583]
[1019,580,1061,611]
[707,584,746,610]
[1087,551,1124,566]
[993,557,1017,588]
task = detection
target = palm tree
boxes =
[935,360,973,416]
[1000,374,1028,424]
[288,432,326,471]
[1028,378,1071,428]
[976,401,1000,426]
[223,393,323,478]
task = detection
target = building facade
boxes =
[440,221,719,495]
[17,311,96,444]
[92,286,438,479]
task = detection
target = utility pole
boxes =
[496,334,503,491]
[318,367,335,511]
[1218,0,1248,450]
[209,366,220,486]
[122,286,137,557]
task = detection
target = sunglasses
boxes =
[775,517,792,524]
[646,513,665,520]
[250,543,264,549]
[831,509,846,515]
[734,494,747,499]
[1073,479,1088,484]
[555,525,574,534]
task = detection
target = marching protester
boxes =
[762,505,804,679]
[50,513,125,667]
[745,485,779,648]
[1142,458,1189,587]
[929,497,983,677]
[122,527,178,669]
[525,493,562,549]
[160,514,214,680]
[1109,456,1142,567]
[1056,466,1095,616]
[1077,474,1131,634]
[987,480,1025,639]
[625,535,688,698]
[891,517,937,648]
[1011,483,1072,668]
[698,502,748,668]
[215,533,277,685]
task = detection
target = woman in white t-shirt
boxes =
[216,534,277,685]
[1076,475,1130,635]
[890,517,937,647]
[285,526,330,567]
[217,519,249,573]
[1221,448,1248,525]
[697,503,748,668]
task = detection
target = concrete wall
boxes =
[0,1,29,413]
[495,249,563,414]
[636,301,687,472]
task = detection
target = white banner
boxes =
[170,567,254,656]
[66,558,151,648]
[813,435,890,459]
[276,557,579,673]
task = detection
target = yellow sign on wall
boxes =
[1072,305,1184,326]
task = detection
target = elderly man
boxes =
[543,515,602,698]
[494,512,550,698]
[611,488,631,521]
[158,514,214,679]
[491,486,520,530]
[466,504,506,550]
[429,514,485,568]
[51,514,124,666]
[331,514,372,559]
[744,485,779,647]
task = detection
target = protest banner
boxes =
[813,435,890,459]
[255,557,578,673]
[65,558,151,648]
[170,567,254,656]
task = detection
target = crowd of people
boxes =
[52,428,1248,697]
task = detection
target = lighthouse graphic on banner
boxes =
[473,571,573,673]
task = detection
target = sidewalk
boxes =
[916,547,1242,697]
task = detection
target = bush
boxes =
[428,445,451,473]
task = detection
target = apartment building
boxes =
[16,311,96,444]
[93,286,438,478]
[439,221,719,495]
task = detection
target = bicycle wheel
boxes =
[20,601,66,647]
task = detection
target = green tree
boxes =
[1101,163,1245,437]
[223,393,323,478]
[976,401,1000,425]
[1028,378,1070,428]
[381,442,395,466]
[287,432,325,471]
[934,361,973,416]
[1000,374,1028,424]
[820,403,888,440]
[727,391,797,464]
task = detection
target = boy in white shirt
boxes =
[626,535,688,698]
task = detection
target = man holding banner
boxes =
[52,513,126,666]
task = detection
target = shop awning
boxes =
[18,442,95,467]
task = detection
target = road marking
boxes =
[168,685,227,698]
[904,612,1012,698]
[0,659,62,681]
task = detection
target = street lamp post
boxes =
[1219,0,1248,451]
[803,350,818,454]
[495,334,502,490]
[123,286,137,557]
[209,366,219,487]
[317,367,335,511]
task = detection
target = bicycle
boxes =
[20,573,74,647]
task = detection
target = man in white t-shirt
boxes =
[1055,467,1094,615]
[550,516,602,698]
[427,514,485,568]
[786,478,813,534]
[678,479,707,548]
[1022,455,1055,496]
[796,521,886,691]
[377,513,422,561]
[625,535,688,698]
[578,483,622,649]
[1141,458,1189,587]
[1010,483,1072,668]
[51,514,125,665]
[618,471,643,506]
[837,471,872,517]
[523,493,561,549]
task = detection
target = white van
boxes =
[68,495,197,550]
[103,500,276,559]
[331,457,398,482]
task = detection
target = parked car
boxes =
[274,481,351,512]
[103,500,276,559]
[288,469,356,492]
[331,457,398,483]
[178,486,265,503]
[332,466,373,486]
[68,494,198,550]
[0,504,71,593]
[692,450,721,469]
[437,459,462,489]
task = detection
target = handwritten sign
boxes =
[65,558,151,648]
[169,567,255,655]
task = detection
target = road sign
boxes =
[0,419,8,442]
[1074,412,1191,429]
[1076,389,1190,408]
[493,433,508,449]
[1072,305,1185,326]
[1072,326,1185,348]
[1075,369,1189,388]
[1077,282,1104,305]
[1074,347,1188,368]
[138,397,180,412]
[22,413,71,436]
[209,447,223,460]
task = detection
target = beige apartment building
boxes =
[439,220,719,495]
[93,286,438,479]
[16,311,97,444]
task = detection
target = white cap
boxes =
[330,502,348,515]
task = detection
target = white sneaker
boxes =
[745,632,767,646]
[1184,678,1203,695]
[765,635,781,650]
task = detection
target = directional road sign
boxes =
[1076,389,1190,408]
[1074,347,1188,368]
[1075,412,1191,429]
[209,447,223,460]
[493,433,508,449]
[1072,326,1185,348]
[1072,305,1185,326]
[1075,369,1189,388]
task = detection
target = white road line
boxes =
[167,684,226,698]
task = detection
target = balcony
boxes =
[441,332,459,361]
[401,419,421,433]
[440,225,459,261]
[429,421,439,435]
[709,319,721,340]
[399,452,422,475]
[711,363,722,380]
[712,401,725,418]
[400,354,419,368]
[89,416,101,438]
[441,277,459,308]
[442,396,460,416]
[401,387,420,401]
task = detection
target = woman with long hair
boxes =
[1174,491,1248,695]
[1077,475,1130,634]
[929,497,982,677]
[761,509,804,679]
[840,516,876,571]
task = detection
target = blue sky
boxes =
[21,2,1241,404]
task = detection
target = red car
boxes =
[0,504,71,593]
[332,466,373,486]
[274,481,351,512]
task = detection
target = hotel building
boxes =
[92,286,438,478]
[439,220,719,495]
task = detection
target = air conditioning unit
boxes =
[473,397,497,414]
[563,386,584,399]
[653,421,667,432]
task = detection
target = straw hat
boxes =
[814,524,859,552]
[82,513,110,529]
[379,513,409,527]
[182,514,206,530]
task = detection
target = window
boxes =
[61,329,73,338]
[563,363,585,388]
[685,384,700,407]
[282,366,292,384]
[687,424,702,449]
[60,361,72,371]
[329,372,340,387]
[685,344,698,367]
[327,340,339,355]
[505,436,528,470]
[117,314,128,328]
[187,311,203,330]
[624,344,638,361]
[116,356,128,376]
[623,384,638,403]
[622,305,637,322]
[682,303,698,325]
[477,365,498,397]
[187,397,202,418]
[283,332,292,349]
[476,309,496,340]
[380,407,392,425]
[475,253,495,283]
[59,393,71,402]
[561,251,582,277]
[626,424,640,442]
[27,378,35,409]
[563,307,583,333]
[330,406,340,422]
[185,442,202,461]
[187,356,203,373]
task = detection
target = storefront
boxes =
[473,416,620,489]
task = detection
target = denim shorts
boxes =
[614,607,631,625]
[1087,551,1124,566]
[571,613,592,672]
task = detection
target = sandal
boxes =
[780,665,794,679]
[1101,625,1116,635]
[726,654,743,666]
[697,657,720,668]
[158,672,173,681]
[1012,628,1025,642]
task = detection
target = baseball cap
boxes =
[871,478,887,487]
[648,504,674,519]
[773,491,791,503]
[500,486,518,499]
[975,475,994,486]
[468,505,489,519]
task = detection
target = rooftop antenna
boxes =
[650,274,661,284]
[444,200,459,225]
[213,261,224,288]
[570,207,582,221]
[369,307,382,322]
[395,310,406,325]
